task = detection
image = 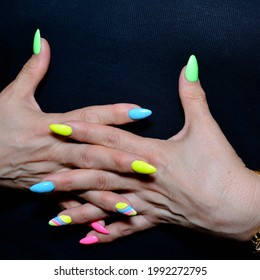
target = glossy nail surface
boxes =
[79,235,99,245]
[91,222,109,234]
[115,202,137,216]
[30,181,55,193]
[49,215,72,226]
[185,55,199,82]
[33,29,41,55]
[128,108,152,120]
[132,160,156,174]
[49,124,72,136]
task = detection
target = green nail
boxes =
[33,29,41,55]
[185,55,199,82]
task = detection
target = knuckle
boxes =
[78,109,100,123]
[80,146,95,168]
[77,207,89,223]
[58,175,74,192]
[95,172,109,190]
[112,152,126,171]
[186,87,207,105]
[118,224,134,237]
[104,131,119,147]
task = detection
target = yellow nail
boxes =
[49,124,72,136]
[131,160,156,174]
[48,215,72,226]
[115,202,137,216]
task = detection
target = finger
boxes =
[48,195,111,234]
[57,143,156,174]
[14,34,51,99]
[48,191,143,225]
[41,168,148,192]
[60,104,152,125]
[49,202,108,226]
[49,121,155,158]
[79,216,153,244]
[81,191,138,217]
[178,55,212,126]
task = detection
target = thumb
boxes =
[14,30,51,99]
[178,55,212,126]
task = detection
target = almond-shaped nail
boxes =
[79,235,99,245]
[132,160,156,174]
[128,108,152,120]
[185,55,199,82]
[115,202,137,216]
[33,29,41,55]
[49,215,72,226]
[30,181,55,193]
[91,222,109,234]
[49,124,72,136]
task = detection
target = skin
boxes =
[0,38,140,189]
[44,67,260,243]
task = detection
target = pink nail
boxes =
[91,222,109,235]
[79,235,99,245]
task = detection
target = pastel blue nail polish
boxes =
[30,181,55,193]
[128,108,152,120]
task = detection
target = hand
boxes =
[44,57,260,244]
[0,38,141,189]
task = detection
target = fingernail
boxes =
[185,54,199,82]
[91,222,109,235]
[79,235,99,245]
[115,202,137,216]
[33,29,41,55]
[30,181,55,193]
[128,108,152,120]
[49,215,72,226]
[49,124,72,136]
[132,160,156,174]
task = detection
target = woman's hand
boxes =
[0,38,142,189]
[44,56,260,243]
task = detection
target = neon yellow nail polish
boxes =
[33,29,41,55]
[48,215,72,226]
[115,202,137,216]
[185,55,199,82]
[115,202,128,210]
[49,124,72,136]
[131,160,156,174]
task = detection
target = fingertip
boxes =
[128,108,152,120]
[79,235,99,245]
[49,124,72,136]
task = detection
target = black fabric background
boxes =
[0,0,259,259]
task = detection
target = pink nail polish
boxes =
[79,235,99,245]
[91,222,109,235]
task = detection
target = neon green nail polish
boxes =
[33,29,41,55]
[49,124,72,136]
[185,55,199,82]
[131,160,156,175]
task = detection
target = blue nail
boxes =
[30,181,55,193]
[128,108,152,120]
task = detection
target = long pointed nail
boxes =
[80,235,99,245]
[91,222,109,235]
[49,124,72,136]
[33,29,41,55]
[115,202,137,216]
[185,55,199,82]
[128,108,152,120]
[132,160,156,174]
[49,215,72,226]
[30,181,55,193]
